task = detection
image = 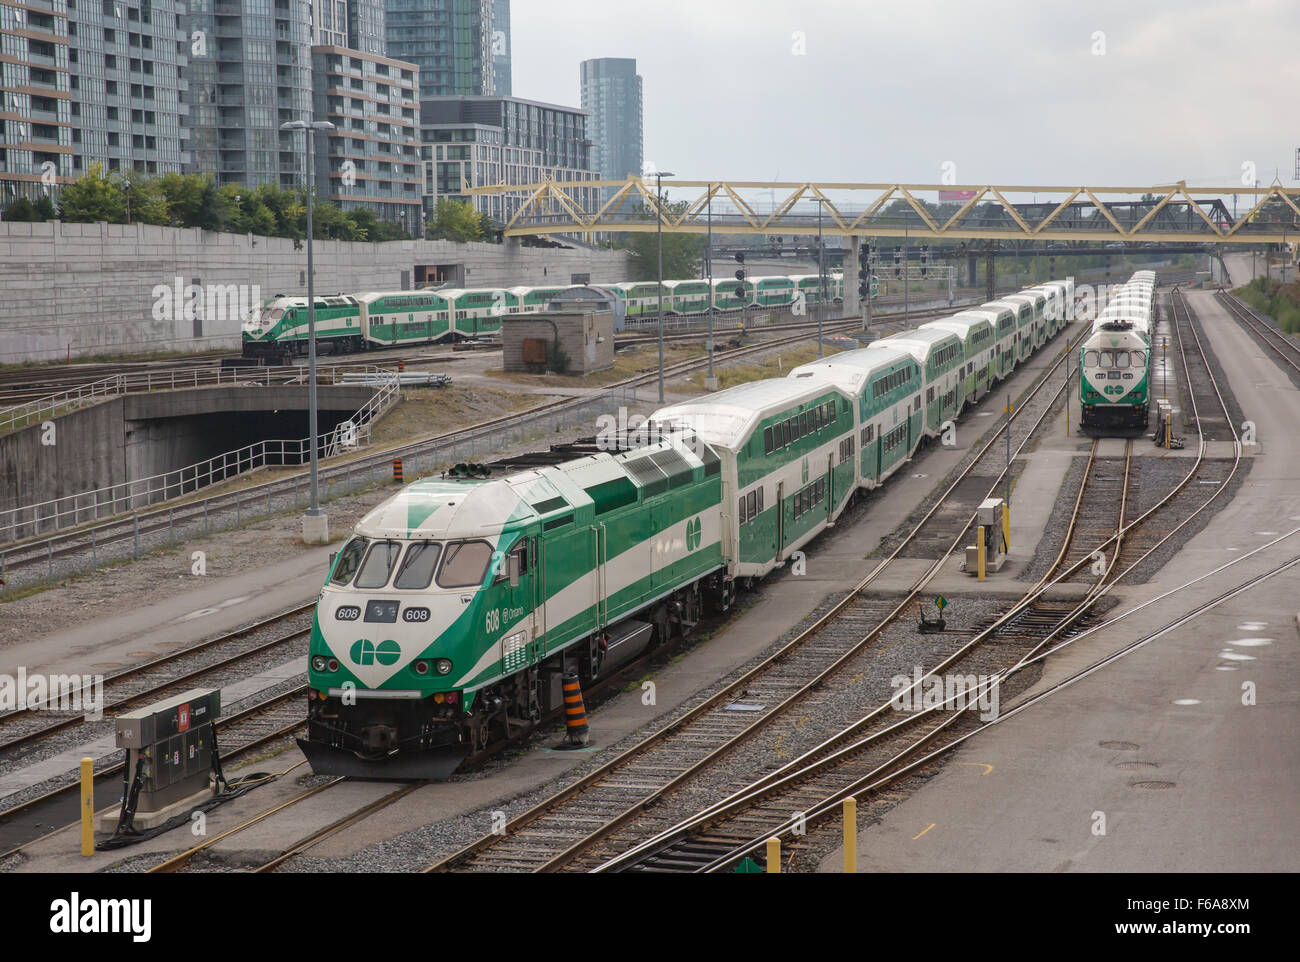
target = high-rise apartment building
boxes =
[311,44,422,227]
[580,57,642,195]
[490,0,509,96]
[184,0,313,189]
[2,0,189,201]
[385,0,492,101]
[420,95,597,226]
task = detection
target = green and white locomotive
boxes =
[301,427,729,778]
[1079,271,1156,432]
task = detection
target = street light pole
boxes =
[903,221,910,328]
[707,185,714,382]
[654,169,675,404]
[815,197,825,356]
[281,119,336,544]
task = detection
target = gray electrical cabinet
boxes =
[115,688,221,812]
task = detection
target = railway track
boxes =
[584,288,1241,873]
[1215,289,1300,380]
[0,603,314,761]
[422,320,1087,873]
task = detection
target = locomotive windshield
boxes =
[394,542,442,589]
[331,537,369,585]
[329,537,495,590]
[355,540,403,588]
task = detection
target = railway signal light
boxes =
[894,245,902,277]
[920,244,929,277]
[735,251,745,264]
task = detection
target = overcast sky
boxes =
[513,0,1297,199]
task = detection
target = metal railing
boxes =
[1,367,401,543]
[0,361,391,436]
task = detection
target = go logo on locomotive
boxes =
[350,639,401,666]
[686,516,702,551]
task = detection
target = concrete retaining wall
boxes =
[0,385,375,516]
[0,221,636,363]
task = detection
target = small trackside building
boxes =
[650,379,856,580]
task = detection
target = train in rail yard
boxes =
[298,277,1076,779]
[1079,271,1156,432]
[240,273,848,363]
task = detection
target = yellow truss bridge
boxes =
[466,177,1300,245]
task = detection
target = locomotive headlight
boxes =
[312,655,327,672]
[435,658,454,676]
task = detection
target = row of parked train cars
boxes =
[241,273,849,362]
[298,276,1081,778]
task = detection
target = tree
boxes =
[157,172,224,230]
[427,198,484,242]
[58,163,126,223]
[126,175,170,225]
[617,198,705,281]
[32,195,57,221]
[3,197,36,221]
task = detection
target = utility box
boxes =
[502,309,614,375]
[965,498,1008,575]
[102,688,221,832]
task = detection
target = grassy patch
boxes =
[685,340,849,390]
[367,385,535,448]
[1234,277,1300,335]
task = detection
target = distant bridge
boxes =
[466,178,1300,245]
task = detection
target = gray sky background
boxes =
[513,0,1297,196]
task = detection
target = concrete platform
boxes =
[818,288,1300,872]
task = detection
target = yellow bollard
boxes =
[977,526,986,581]
[1002,503,1011,552]
[843,797,857,873]
[766,836,781,873]
[80,757,94,856]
